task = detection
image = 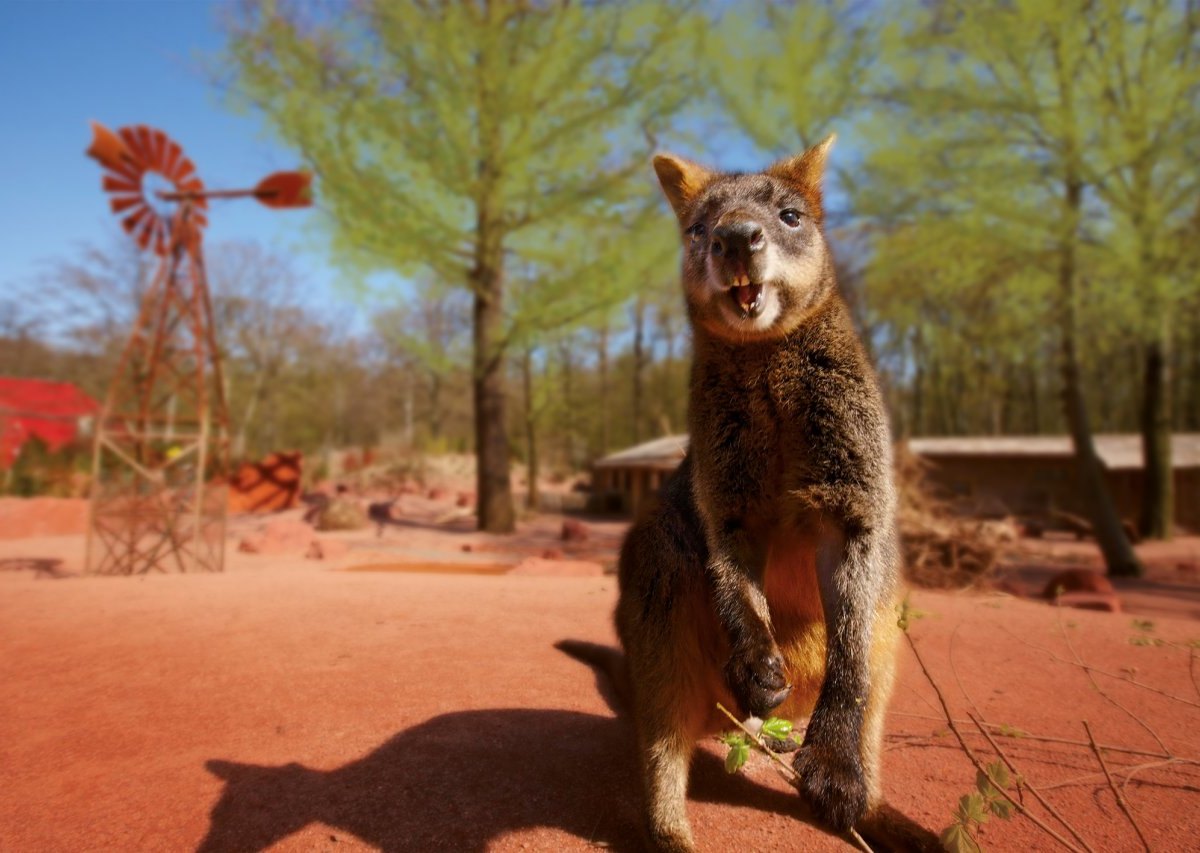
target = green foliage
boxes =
[940,760,1018,852]
[1129,635,1166,648]
[702,1,878,155]
[760,716,795,742]
[857,0,1200,439]
[221,0,692,342]
[1129,617,1167,646]
[897,596,930,631]
[720,716,797,774]
[939,821,982,853]
[720,731,752,774]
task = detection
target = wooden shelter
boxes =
[593,432,1200,531]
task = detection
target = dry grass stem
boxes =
[1083,720,1152,852]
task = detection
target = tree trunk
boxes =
[631,295,647,443]
[598,325,610,455]
[1057,179,1142,577]
[472,270,515,533]
[403,371,415,447]
[522,346,539,512]
[469,12,513,533]
[427,372,443,443]
[1139,330,1173,539]
[558,339,575,467]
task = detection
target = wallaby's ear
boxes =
[766,134,836,219]
[653,154,715,221]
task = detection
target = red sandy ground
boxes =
[2,498,1200,851]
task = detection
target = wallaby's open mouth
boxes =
[730,283,764,317]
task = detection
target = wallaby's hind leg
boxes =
[625,622,709,853]
[638,721,695,853]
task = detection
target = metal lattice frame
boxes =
[85,202,230,575]
[83,123,311,575]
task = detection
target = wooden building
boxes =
[592,432,1200,532]
[909,434,1199,532]
[592,434,688,517]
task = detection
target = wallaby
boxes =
[606,137,906,851]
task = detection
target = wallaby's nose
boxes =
[711,220,765,263]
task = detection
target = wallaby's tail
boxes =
[555,639,631,715]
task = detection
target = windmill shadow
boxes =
[197,708,818,853]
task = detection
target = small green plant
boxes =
[1131,618,1155,633]
[996,723,1027,739]
[719,716,799,774]
[939,760,1018,852]
[1129,635,1166,647]
[897,596,930,631]
[719,731,752,773]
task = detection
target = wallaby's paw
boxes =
[646,822,696,853]
[793,742,868,833]
[725,641,791,718]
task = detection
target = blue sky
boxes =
[0,0,359,326]
[0,0,794,339]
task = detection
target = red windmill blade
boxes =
[87,122,206,254]
[86,122,312,256]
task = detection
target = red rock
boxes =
[561,519,589,542]
[1055,591,1122,614]
[984,578,1026,598]
[427,487,450,502]
[305,539,350,561]
[541,548,565,560]
[456,491,475,508]
[237,519,314,556]
[461,543,474,553]
[1042,569,1114,600]
[227,451,303,515]
[1177,561,1198,575]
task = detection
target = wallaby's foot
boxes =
[645,824,695,853]
[793,741,868,833]
[725,640,791,718]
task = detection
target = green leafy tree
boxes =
[1080,0,1200,538]
[222,0,693,531]
[861,0,1146,575]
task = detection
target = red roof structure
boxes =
[0,377,99,468]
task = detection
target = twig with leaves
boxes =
[901,615,1085,853]
[714,702,875,853]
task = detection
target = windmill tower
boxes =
[84,122,311,574]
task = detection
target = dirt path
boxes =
[2,558,1199,852]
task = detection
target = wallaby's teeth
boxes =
[732,283,764,315]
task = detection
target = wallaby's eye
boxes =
[779,209,802,228]
[687,222,707,242]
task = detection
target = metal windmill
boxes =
[84,122,312,575]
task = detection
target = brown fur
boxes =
[617,138,905,850]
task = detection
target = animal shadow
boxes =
[197,708,814,852]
